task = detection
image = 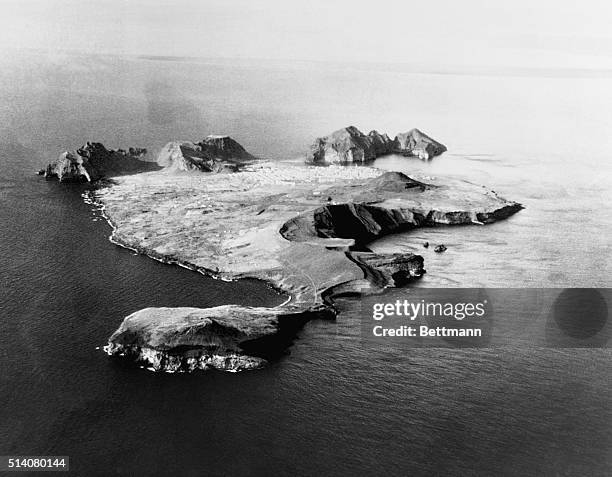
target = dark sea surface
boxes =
[0,51,610,476]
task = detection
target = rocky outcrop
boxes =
[312,203,423,243]
[347,252,425,287]
[279,171,522,245]
[38,142,152,182]
[157,135,256,173]
[104,305,333,372]
[307,126,447,164]
[394,128,447,160]
[309,126,387,163]
[368,130,395,156]
[96,163,522,371]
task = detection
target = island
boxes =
[39,128,522,372]
[308,126,447,163]
[38,142,155,182]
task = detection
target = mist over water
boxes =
[0,52,610,476]
[371,150,612,287]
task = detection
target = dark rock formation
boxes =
[423,241,430,248]
[157,135,256,173]
[105,305,333,372]
[279,171,523,247]
[307,126,447,163]
[308,126,382,163]
[39,142,153,182]
[348,252,425,287]
[368,130,395,156]
[434,244,447,253]
[312,203,423,243]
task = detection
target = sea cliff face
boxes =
[308,126,447,164]
[39,142,152,182]
[104,306,317,372]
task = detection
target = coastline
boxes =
[84,190,293,305]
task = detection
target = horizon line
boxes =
[6,46,612,79]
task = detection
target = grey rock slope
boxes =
[39,142,153,182]
[157,135,256,172]
[308,126,447,163]
[394,128,447,159]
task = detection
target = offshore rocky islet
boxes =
[39,127,522,372]
[308,126,447,163]
[38,141,155,182]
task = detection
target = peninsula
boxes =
[39,127,522,372]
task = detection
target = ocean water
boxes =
[0,51,610,476]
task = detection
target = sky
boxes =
[1,0,612,69]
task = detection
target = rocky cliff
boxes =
[157,135,256,173]
[104,305,333,372]
[307,126,447,164]
[39,142,152,182]
[394,128,447,159]
[309,126,391,163]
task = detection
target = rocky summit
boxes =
[157,135,257,173]
[394,129,447,160]
[308,126,447,163]
[38,135,256,182]
[39,142,153,182]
